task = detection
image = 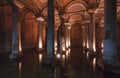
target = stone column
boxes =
[46,0,54,56]
[104,0,118,68]
[9,9,22,59]
[88,13,96,54]
[82,25,85,48]
[64,23,71,49]
[65,24,69,49]
[36,17,44,52]
[68,27,71,48]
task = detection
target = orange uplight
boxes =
[66,40,69,48]
[19,42,22,52]
[93,40,96,52]
[56,54,61,59]
[62,46,66,51]
[39,38,42,49]
[87,40,89,48]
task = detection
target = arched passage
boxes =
[21,11,38,51]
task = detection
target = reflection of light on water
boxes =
[56,54,61,59]
[66,48,71,65]
[101,49,103,55]
[39,54,42,64]
[66,50,69,60]
[83,51,85,54]
[62,55,65,65]
[87,52,89,59]
[93,58,96,71]
[19,62,22,78]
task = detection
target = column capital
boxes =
[54,27,58,30]
[64,22,72,29]
[88,9,96,14]
[36,17,44,22]
[84,20,90,24]
[7,0,25,11]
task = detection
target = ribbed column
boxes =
[9,9,22,59]
[47,0,54,56]
[88,13,96,53]
[65,25,69,49]
[64,23,71,49]
[36,17,44,52]
[84,21,89,50]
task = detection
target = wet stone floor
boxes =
[0,47,120,78]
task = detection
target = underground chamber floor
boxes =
[0,47,120,78]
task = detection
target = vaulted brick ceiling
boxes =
[7,0,120,26]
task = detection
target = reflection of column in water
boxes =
[66,48,71,66]
[93,58,96,71]
[92,58,96,78]
[87,52,89,59]
[68,48,71,66]
[18,62,22,78]
[66,50,69,64]
[39,54,42,64]
[62,54,65,65]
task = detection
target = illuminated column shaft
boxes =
[104,0,117,63]
[68,27,71,48]
[54,27,58,53]
[65,26,69,48]
[89,13,96,52]
[82,26,85,48]
[10,9,22,58]
[85,23,89,49]
[38,21,43,49]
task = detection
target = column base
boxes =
[104,62,120,73]
[9,53,23,59]
[89,51,97,57]
[37,48,44,53]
